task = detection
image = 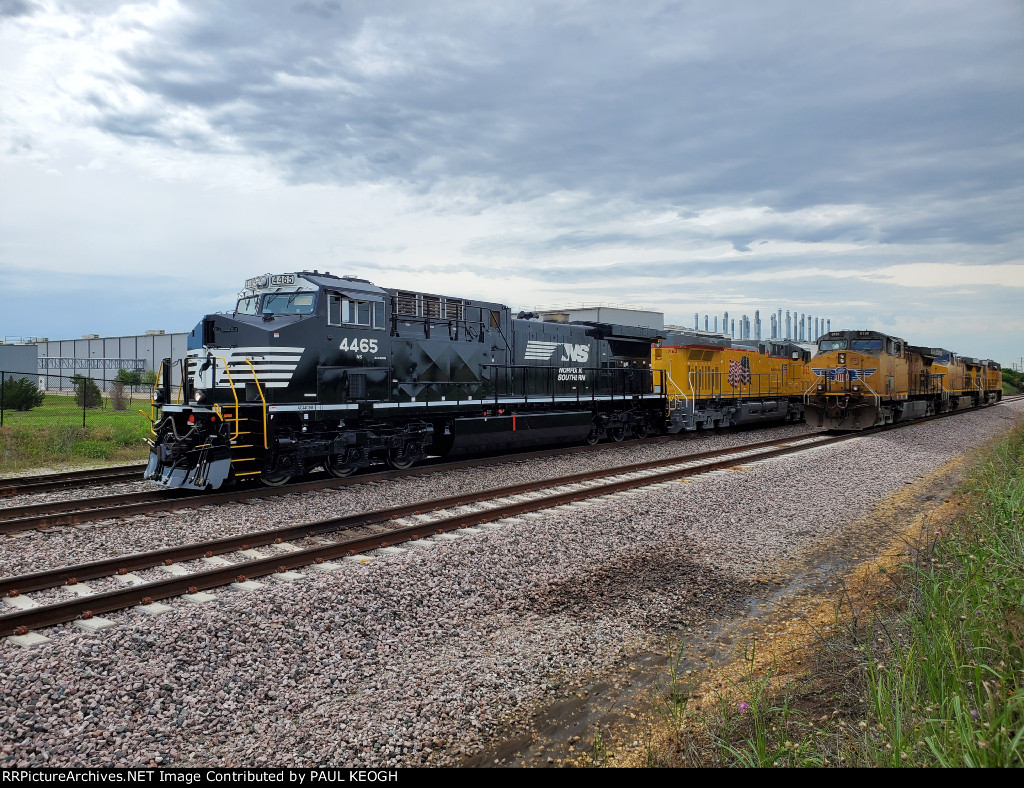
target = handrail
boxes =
[858,376,882,408]
[216,357,241,441]
[803,373,824,403]
[664,372,688,407]
[243,358,269,450]
[149,363,164,431]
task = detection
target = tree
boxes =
[0,376,45,412]
[115,368,143,388]
[142,369,158,388]
[71,374,102,409]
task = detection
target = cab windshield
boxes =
[850,339,883,352]
[819,339,847,351]
[235,295,259,315]
[262,292,316,315]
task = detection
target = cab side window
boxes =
[329,293,383,329]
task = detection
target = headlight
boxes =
[194,389,207,403]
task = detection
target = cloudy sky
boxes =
[1,0,1021,363]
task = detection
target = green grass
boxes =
[647,424,1024,768]
[0,392,152,473]
[852,426,1024,767]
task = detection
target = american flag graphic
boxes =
[727,357,752,388]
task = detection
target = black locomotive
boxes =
[145,271,665,490]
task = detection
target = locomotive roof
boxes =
[298,271,389,296]
[820,329,906,344]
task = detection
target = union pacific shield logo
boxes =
[811,367,878,381]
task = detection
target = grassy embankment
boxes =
[641,424,1024,768]
[0,393,152,474]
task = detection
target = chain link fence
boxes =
[0,370,154,474]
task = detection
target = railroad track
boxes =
[4,395,1017,501]
[4,398,1017,640]
[3,397,1016,533]
[1,431,852,639]
[0,416,821,503]
[0,465,148,498]
[0,435,685,534]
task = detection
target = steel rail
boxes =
[0,433,849,637]
[0,465,148,498]
[0,435,681,533]
[2,395,1016,529]
[0,433,830,597]
[3,398,1017,637]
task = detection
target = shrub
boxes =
[110,381,128,411]
[1,376,45,411]
[71,374,103,409]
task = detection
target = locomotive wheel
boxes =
[259,470,293,487]
[584,429,599,445]
[326,457,356,478]
[386,449,417,470]
[634,422,649,439]
[610,425,625,442]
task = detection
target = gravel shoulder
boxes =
[1,404,1020,768]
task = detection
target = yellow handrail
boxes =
[148,363,164,431]
[243,358,269,450]
[216,357,241,440]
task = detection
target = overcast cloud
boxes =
[1,0,1021,363]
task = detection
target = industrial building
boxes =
[1,332,188,393]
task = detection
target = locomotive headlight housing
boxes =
[194,389,208,403]
[852,385,860,392]
[838,352,846,365]
[817,384,825,392]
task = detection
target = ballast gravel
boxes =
[1,402,1021,768]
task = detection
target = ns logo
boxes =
[560,343,590,363]
[524,340,591,364]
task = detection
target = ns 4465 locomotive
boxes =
[145,271,665,490]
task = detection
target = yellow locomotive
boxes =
[805,330,1002,430]
[651,339,810,431]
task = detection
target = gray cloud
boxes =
[0,0,36,18]
[2,1,1022,362]
[72,1,1023,255]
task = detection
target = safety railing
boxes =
[243,358,269,450]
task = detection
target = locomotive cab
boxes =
[804,329,910,430]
